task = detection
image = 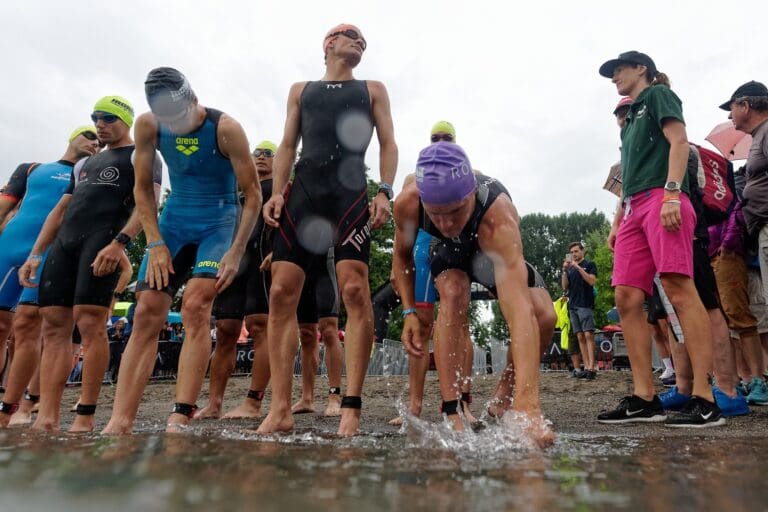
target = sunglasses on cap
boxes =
[81,131,98,141]
[252,149,275,158]
[431,133,454,143]
[328,29,366,51]
[91,113,120,124]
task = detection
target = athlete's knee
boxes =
[299,324,318,346]
[0,310,13,334]
[12,307,40,334]
[181,297,213,327]
[269,280,301,312]
[614,286,644,311]
[437,283,469,313]
[246,318,267,345]
[340,277,369,307]
[215,319,241,345]
[318,323,339,345]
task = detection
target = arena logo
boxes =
[196,260,221,270]
[176,136,200,156]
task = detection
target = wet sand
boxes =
[63,370,768,437]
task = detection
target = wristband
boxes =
[145,240,166,250]
[662,198,681,205]
[402,307,417,318]
[28,254,43,261]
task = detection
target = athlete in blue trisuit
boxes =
[103,68,262,434]
[0,126,100,428]
[259,24,397,436]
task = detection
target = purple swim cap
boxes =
[415,142,476,205]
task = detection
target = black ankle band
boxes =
[461,392,472,404]
[442,400,460,415]
[0,401,19,415]
[340,396,362,409]
[329,387,341,395]
[172,402,198,418]
[76,404,97,416]
[25,392,40,404]
[247,389,265,401]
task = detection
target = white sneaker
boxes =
[660,367,675,381]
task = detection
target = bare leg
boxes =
[615,285,655,400]
[0,306,42,428]
[292,323,318,414]
[390,306,432,426]
[102,290,171,434]
[166,278,218,432]
[319,317,342,417]
[583,331,596,371]
[739,331,765,381]
[224,314,270,419]
[257,263,304,434]
[460,327,477,423]
[195,318,241,419]
[335,260,374,437]
[69,305,111,432]
[710,309,738,396]
[0,311,14,390]
[32,307,73,431]
[11,363,41,425]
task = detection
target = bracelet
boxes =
[662,199,681,205]
[145,240,166,250]
[402,307,417,318]
[28,254,43,261]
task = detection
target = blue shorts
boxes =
[414,229,437,308]
[137,203,237,297]
[0,242,47,310]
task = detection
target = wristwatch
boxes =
[663,181,681,192]
[377,182,393,201]
[114,232,131,246]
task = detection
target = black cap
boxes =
[599,51,657,78]
[145,67,195,117]
[719,80,768,110]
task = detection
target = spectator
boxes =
[562,242,598,380]
[171,323,185,343]
[158,321,172,341]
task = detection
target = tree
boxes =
[584,224,614,328]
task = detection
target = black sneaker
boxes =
[597,395,667,424]
[585,370,597,380]
[575,370,590,379]
[664,396,726,428]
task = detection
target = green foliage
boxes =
[585,224,615,328]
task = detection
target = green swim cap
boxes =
[68,125,97,143]
[430,120,456,138]
[93,95,134,128]
[253,140,277,154]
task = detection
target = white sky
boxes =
[1,0,765,219]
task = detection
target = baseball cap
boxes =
[719,81,768,110]
[599,51,657,78]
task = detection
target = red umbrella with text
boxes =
[705,121,752,161]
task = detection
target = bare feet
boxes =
[445,413,465,432]
[0,412,11,428]
[194,402,222,420]
[101,416,133,435]
[461,401,478,425]
[291,398,315,414]
[256,409,294,434]
[165,412,191,433]
[69,415,95,433]
[337,408,361,437]
[223,399,263,419]
[525,416,555,448]
[8,411,32,426]
[31,416,59,431]
[323,395,341,417]
[388,403,422,426]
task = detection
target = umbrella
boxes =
[112,301,133,316]
[705,121,752,161]
[603,161,622,198]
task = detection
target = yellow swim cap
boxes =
[253,140,278,154]
[430,120,456,138]
[93,95,134,128]
[68,125,97,143]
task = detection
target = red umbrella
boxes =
[705,121,752,161]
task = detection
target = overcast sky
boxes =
[1,0,765,220]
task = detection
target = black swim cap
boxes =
[145,67,195,117]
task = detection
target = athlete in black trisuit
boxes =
[259,24,397,436]
[18,96,162,432]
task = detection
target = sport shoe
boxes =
[597,395,667,424]
[661,374,677,387]
[575,370,590,379]
[736,380,749,396]
[712,385,749,417]
[659,386,691,411]
[745,377,768,406]
[665,396,725,428]
[584,370,597,380]
[659,367,675,381]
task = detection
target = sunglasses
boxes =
[91,113,120,124]
[431,134,454,143]
[81,131,98,141]
[328,29,366,51]
[253,149,275,158]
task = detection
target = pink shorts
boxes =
[612,187,695,296]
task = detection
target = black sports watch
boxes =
[114,232,131,246]
[664,181,682,192]
[377,182,393,201]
